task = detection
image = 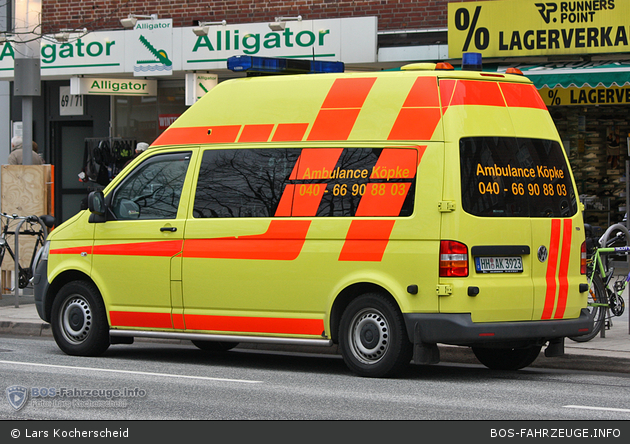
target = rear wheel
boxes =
[191,340,238,352]
[51,281,110,356]
[568,272,606,342]
[338,293,412,378]
[472,345,542,370]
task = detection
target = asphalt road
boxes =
[2,336,630,421]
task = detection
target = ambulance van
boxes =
[34,55,592,377]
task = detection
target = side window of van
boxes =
[193,148,417,218]
[193,148,301,218]
[460,138,577,218]
[110,152,191,220]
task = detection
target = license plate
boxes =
[475,256,523,273]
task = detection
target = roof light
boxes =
[462,52,482,71]
[506,67,524,75]
[227,55,344,75]
[435,62,454,70]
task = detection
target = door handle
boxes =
[160,226,177,232]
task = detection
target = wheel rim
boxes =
[59,296,92,344]
[348,308,390,365]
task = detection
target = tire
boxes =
[191,340,239,352]
[51,281,110,356]
[338,293,412,378]
[472,345,542,370]
[568,272,606,343]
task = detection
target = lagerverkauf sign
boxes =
[448,0,630,58]
[70,77,157,96]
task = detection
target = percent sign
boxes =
[548,89,561,105]
[455,6,490,52]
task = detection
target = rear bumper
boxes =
[404,309,593,346]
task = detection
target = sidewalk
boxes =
[1,293,629,372]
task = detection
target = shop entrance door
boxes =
[53,122,93,223]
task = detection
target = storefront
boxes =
[0,16,378,221]
[447,0,630,229]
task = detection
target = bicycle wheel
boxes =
[569,271,606,342]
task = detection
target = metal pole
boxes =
[22,96,33,165]
[13,219,24,308]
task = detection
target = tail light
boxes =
[440,240,469,277]
[581,241,587,275]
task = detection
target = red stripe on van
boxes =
[369,148,419,180]
[291,148,344,180]
[152,125,241,146]
[387,108,442,141]
[183,220,311,261]
[110,311,173,329]
[542,219,562,319]
[307,109,362,141]
[271,123,309,142]
[172,313,185,330]
[184,314,324,336]
[50,246,93,255]
[307,78,376,141]
[500,83,547,110]
[554,219,573,319]
[356,183,411,217]
[402,76,440,107]
[92,240,183,257]
[338,220,396,262]
[449,80,505,107]
[320,77,377,109]
[274,184,294,217]
[238,124,274,142]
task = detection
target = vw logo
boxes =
[537,246,548,263]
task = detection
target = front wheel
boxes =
[472,345,542,370]
[338,294,412,378]
[51,281,110,356]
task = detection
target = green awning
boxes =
[495,61,630,89]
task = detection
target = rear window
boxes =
[460,137,577,218]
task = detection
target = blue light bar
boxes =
[227,55,344,75]
[462,52,482,71]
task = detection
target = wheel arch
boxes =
[45,270,98,322]
[329,282,405,344]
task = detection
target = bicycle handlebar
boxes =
[598,223,630,249]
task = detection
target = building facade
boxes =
[1,0,629,226]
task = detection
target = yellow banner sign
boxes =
[540,84,630,106]
[448,0,630,58]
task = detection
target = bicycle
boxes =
[0,213,55,290]
[568,223,628,342]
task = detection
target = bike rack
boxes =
[597,222,630,338]
[10,216,49,308]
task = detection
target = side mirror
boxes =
[88,191,105,215]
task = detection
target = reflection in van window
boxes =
[193,148,416,218]
[194,149,301,218]
[111,152,191,220]
[460,138,577,218]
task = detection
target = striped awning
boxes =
[494,61,630,89]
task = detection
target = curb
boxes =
[0,321,52,337]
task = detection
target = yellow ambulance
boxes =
[34,55,592,377]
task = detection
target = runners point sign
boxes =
[448,0,630,58]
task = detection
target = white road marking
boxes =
[0,360,262,384]
[564,405,630,413]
